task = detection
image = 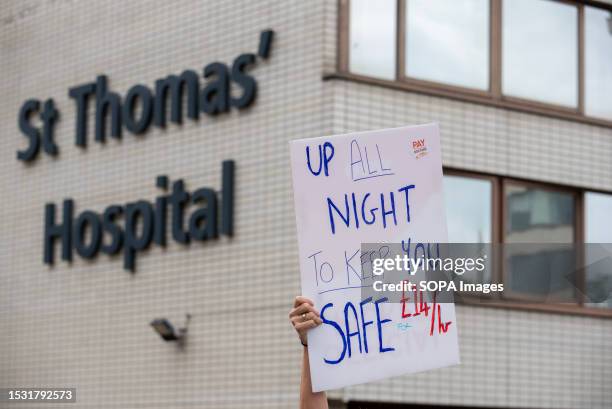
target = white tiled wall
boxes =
[0,1,610,409]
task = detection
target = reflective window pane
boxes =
[504,184,576,301]
[586,192,612,243]
[349,0,396,79]
[505,185,574,243]
[406,0,489,90]
[585,192,612,308]
[502,0,578,107]
[444,175,492,243]
[443,175,492,285]
[585,7,612,120]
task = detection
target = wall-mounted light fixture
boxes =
[150,314,191,342]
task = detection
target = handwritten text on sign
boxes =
[290,124,460,392]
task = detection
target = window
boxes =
[441,170,612,315]
[504,184,575,243]
[585,192,612,243]
[585,7,612,120]
[339,0,612,126]
[405,0,489,90]
[502,0,578,107]
[444,175,492,243]
[443,174,494,285]
[349,0,397,79]
[504,183,577,302]
[584,192,612,308]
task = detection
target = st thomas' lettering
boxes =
[16,30,274,161]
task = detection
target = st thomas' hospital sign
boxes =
[15,30,274,272]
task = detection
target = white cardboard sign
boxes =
[290,124,460,392]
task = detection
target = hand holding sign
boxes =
[289,296,323,346]
[290,124,460,392]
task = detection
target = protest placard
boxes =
[290,124,460,392]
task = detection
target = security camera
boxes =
[150,314,191,342]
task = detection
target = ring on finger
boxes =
[301,313,308,321]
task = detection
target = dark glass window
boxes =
[504,184,577,301]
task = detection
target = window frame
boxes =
[336,0,612,128]
[443,168,612,318]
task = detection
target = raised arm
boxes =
[289,296,328,409]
